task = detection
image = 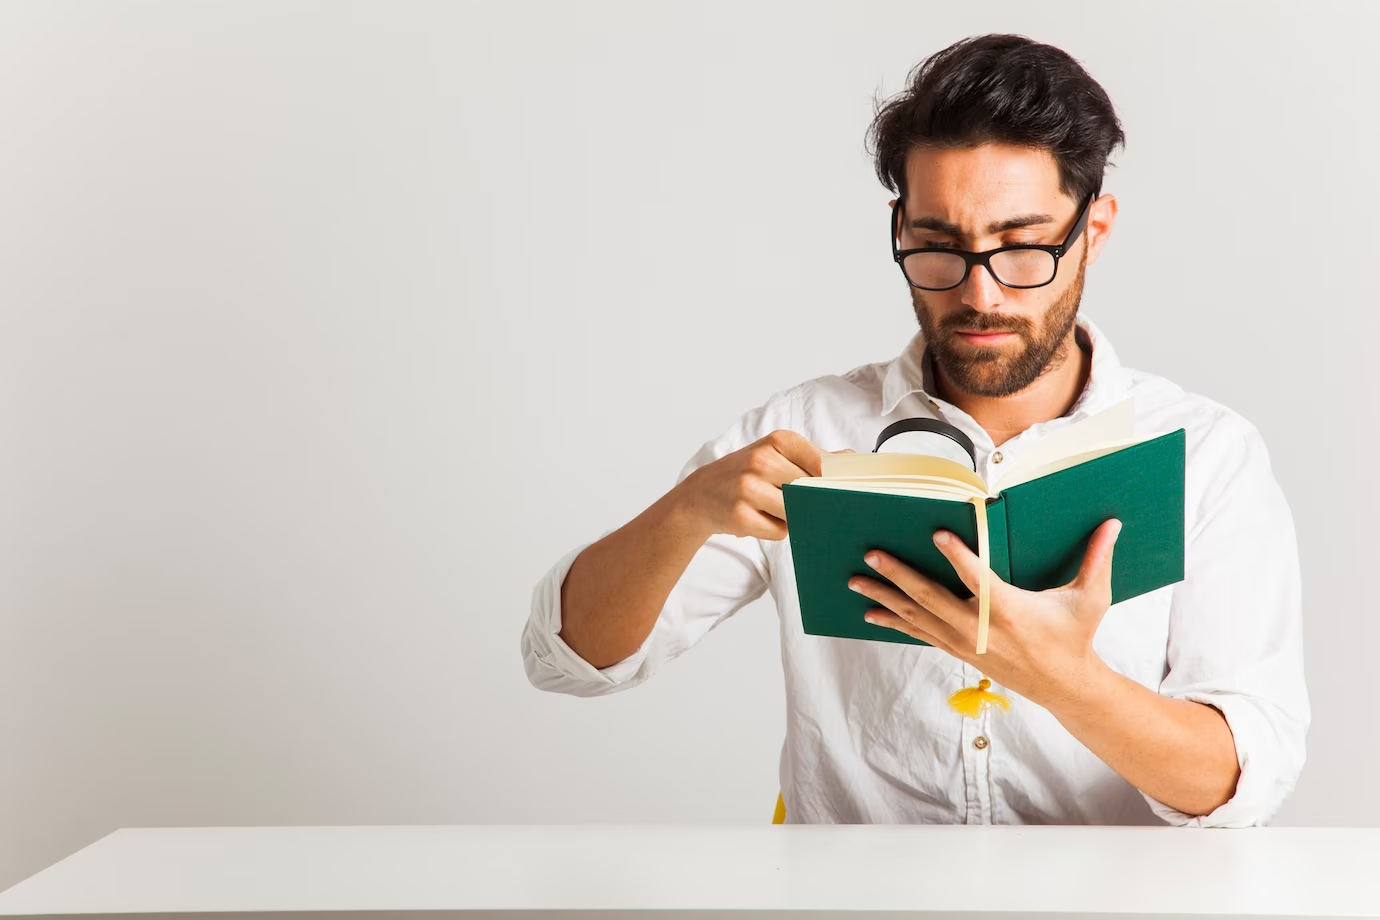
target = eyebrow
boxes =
[909,213,1056,236]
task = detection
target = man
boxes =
[521,34,1308,826]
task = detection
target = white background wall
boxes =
[1,0,1376,892]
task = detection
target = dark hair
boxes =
[866,34,1125,205]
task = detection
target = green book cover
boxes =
[780,428,1185,647]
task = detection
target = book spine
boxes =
[985,496,1012,584]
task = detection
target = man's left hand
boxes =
[849,519,1123,710]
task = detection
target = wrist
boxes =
[1038,651,1116,719]
[655,481,716,545]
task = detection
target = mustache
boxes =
[939,312,1033,336]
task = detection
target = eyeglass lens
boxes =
[901,249,1057,290]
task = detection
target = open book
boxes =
[781,400,1185,652]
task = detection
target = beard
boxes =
[910,246,1087,399]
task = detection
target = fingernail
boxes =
[934,531,951,545]
[864,552,880,568]
[848,579,863,592]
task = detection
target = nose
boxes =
[960,262,1004,312]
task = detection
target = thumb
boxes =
[1070,519,1121,606]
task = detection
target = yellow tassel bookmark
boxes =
[969,495,991,655]
[948,677,1011,718]
[946,496,1010,719]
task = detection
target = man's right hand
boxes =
[672,430,836,542]
[554,429,848,669]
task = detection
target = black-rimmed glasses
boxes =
[891,191,1095,291]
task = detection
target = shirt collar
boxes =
[879,313,1130,419]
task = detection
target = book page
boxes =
[791,478,981,501]
[821,474,987,492]
[989,436,1147,491]
[820,451,989,494]
[989,398,1137,492]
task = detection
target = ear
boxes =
[888,198,897,208]
[1084,194,1118,269]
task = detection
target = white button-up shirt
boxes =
[521,314,1309,827]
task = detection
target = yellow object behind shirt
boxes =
[773,792,785,824]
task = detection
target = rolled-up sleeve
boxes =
[1142,414,1310,827]
[520,389,798,697]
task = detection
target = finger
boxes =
[752,513,788,541]
[1069,519,1122,597]
[763,430,826,478]
[727,473,790,540]
[930,529,1012,599]
[862,608,961,657]
[859,551,973,637]
[739,439,813,492]
[849,575,966,647]
[739,502,787,540]
[930,530,982,596]
[752,449,814,489]
[747,474,789,523]
[863,550,964,628]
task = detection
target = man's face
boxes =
[896,145,1096,399]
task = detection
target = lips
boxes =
[955,330,1017,344]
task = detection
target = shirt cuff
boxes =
[521,529,657,695]
[1140,690,1307,827]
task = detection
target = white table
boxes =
[0,825,1376,919]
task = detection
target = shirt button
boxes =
[973,736,989,750]
[991,451,1003,464]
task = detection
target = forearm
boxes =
[1045,659,1241,818]
[558,486,712,670]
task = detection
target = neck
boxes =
[932,326,1092,448]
